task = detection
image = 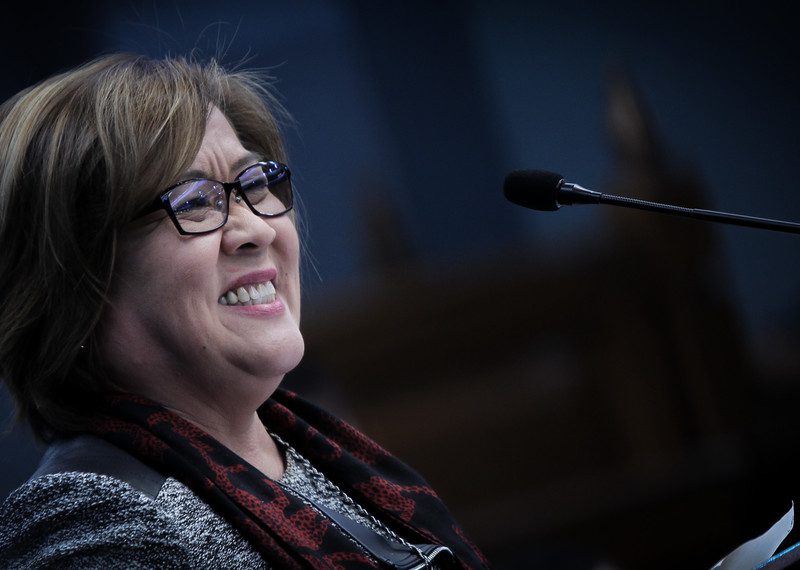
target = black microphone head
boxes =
[503,170,564,211]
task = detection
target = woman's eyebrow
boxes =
[178,153,264,182]
[229,152,265,176]
[178,168,208,181]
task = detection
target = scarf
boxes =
[90,389,490,569]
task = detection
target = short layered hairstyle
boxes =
[0,54,289,441]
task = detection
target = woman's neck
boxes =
[165,402,286,480]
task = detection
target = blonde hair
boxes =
[0,53,288,441]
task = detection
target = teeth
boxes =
[263,281,276,301]
[219,281,276,306]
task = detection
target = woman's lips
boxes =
[223,296,285,317]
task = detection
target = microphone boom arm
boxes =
[559,183,800,235]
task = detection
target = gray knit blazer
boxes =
[0,471,269,569]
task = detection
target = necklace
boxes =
[269,432,436,568]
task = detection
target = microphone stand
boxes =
[558,184,800,235]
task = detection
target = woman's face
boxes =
[99,107,304,407]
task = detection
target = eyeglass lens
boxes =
[165,162,291,234]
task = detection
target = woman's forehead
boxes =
[185,108,262,180]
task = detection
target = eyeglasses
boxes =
[138,161,293,235]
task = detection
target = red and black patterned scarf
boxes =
[90,389,490,569]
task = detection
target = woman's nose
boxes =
[220,192,278,253]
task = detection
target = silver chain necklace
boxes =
[269,431,434,568]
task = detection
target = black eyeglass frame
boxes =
[137,160,293,236]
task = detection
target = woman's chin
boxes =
[237,329,306,383]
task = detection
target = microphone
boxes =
[503,169,800,235]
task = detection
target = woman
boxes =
[0,54,488,569]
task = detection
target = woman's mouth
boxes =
[218,280,276,306]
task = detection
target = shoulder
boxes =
[0,471,188,569]
[0,433,269,569]
[0,470,269,569]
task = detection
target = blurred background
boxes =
[2,1,800,568]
